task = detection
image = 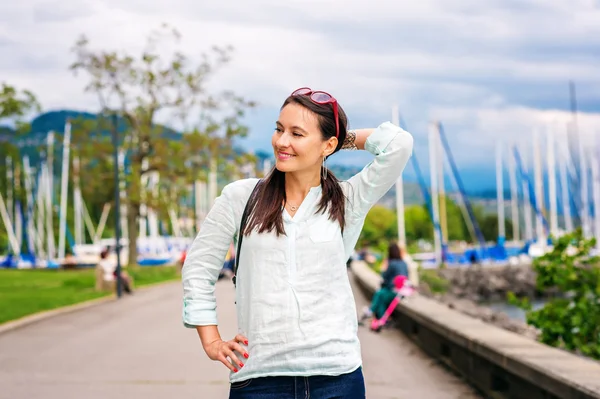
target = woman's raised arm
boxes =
[344,121,414,221]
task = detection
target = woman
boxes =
[359,242,409,322]
[182,87,413,398]
[98,248,133,294]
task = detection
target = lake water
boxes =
[485,300,547,322]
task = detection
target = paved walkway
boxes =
[0,274,480,399]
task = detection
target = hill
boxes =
[1,109,500,214]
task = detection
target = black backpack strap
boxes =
[232,180,262,287]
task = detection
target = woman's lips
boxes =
[277,152,296,160]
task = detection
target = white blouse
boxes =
[182,121,413,382]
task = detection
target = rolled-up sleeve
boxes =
[346,121,413,221]
[182,183,237,328]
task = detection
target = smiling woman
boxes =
[252,90,348,234]
[182,86,414,399]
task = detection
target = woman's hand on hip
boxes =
[205,334,249,373]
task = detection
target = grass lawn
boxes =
[0,265,180,325]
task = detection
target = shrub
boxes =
[509,229,600,359]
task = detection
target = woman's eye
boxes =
[275,127,283,133]
[293,132,303,137]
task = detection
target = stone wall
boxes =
[425,291,540,339]
[438,264,538,302]
[419,265,541,340]
[352,261,600,399]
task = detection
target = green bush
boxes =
[0,230,8,253]
[418,267,449,294]
[509,229,600,359]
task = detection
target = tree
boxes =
[68,116,118,234]
[0,83,41,163]
[404,198,470,244]
[0,84,42,252]
[443,199,469,241]
[358,205,398,252]
[70,23,255,265]
[477,214,514,241]
[405,205,433,242]
[0,83,40,130]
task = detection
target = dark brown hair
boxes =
[388,242,403,261]
[244,93,349,236]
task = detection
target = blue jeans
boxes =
[229,367,365,399]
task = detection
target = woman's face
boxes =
[271,103,336,174]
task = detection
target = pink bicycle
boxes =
[370,275,416,332]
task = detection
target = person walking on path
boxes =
[182,87,413,398]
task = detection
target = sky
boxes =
[1,0,600,190]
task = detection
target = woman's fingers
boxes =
[216,339,248,373]
[217,352,238,372]
[234,334,249,346]
[213,337,249,372]
[231,341,249,360]
[224,343,244,370]
[233,334,250,359]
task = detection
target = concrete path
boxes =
[0,274,480,399]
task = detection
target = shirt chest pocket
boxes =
[308,216,340,243]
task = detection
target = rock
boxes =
[418,268,541,340]
[425,291,540,341]
[436,264,538,302]
[418,282,433,297]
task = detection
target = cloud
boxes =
[32,1,96,23]
[1,0,599,189]
[429,105,600,172]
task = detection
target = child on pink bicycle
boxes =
[359,242,409,324]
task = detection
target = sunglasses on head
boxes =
[291,87,339,139]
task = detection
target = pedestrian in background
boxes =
[359,241,409,323]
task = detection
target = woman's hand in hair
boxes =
[343,128,374,151]
[205,334,249,373]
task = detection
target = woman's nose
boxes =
[276,132,291,147]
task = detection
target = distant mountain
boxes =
[327,163,425,207]
[327,162,507,213]
[0,126,16,145]
[19,110,182,144]
[2,110,501,198]
[0,109,249,165]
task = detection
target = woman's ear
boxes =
[324,137,338,157]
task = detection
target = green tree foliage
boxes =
[358,197,513,256]
[0,229,7,252]
[0,84,42,252]
[0,83,40,131]
[358,205,397,253]
[68,117,117,229]
[444,199,469,241]
[478,213,514,241]
[509,229,600,359]
[70,23,256,265]
[404,205,432,242]
[0,83,41,170]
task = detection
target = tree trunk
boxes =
[127,202,139,267]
